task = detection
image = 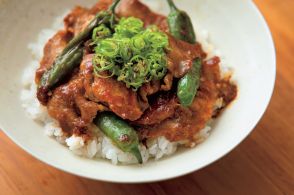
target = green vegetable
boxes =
[37,0,121,103]
[166,0,196,44]
[39,44,84,91]
[114,17,144,38]
[92,17,169,91]
[177,58,202,106]
[166,0,201,106]
[92,24,112,44]
[94,112,143,164]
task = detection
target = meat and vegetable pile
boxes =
[34,0,237,163]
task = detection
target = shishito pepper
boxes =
[94,112,143,164]
[177,58,201,106]
[166,0,201,107]
[166,0,196,44]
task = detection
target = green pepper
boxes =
[94,112,143,164]
[177,58,202,107]
[39,44,83,91]
[166,0,196,44]
[166,0,201,106]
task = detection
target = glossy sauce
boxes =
[36,0,237,143]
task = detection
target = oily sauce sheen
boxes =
[36,0,237,144]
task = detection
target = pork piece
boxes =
[139,58,221,142]
[47,72,106,136]
[89,0,113,14]
[139,80,161,102]
[91,77,144,121]
[64,0,115,35]
[138,71,174,107]
[117,0,168,31]
[64,6,94,36]
[161,72,173,91]
[35,30,72,84]
[137,80,161,112]
[166,34,206,78]
[205,57,237,116]
[135,92,178,125]
[137,73,174,115]
[199,56,236,107]
[80,55,144,121]
[217,79,237,106]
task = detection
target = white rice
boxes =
[21,11,226,165]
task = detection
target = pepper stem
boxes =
[109,0,122,13]
[166,0,178,11]
[108,0,121,29]
[131,147,143,164]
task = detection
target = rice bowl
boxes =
[0,0,275,182]
[21,5,228,164]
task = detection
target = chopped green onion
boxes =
[92,17,169,90]
[92,24,112,43]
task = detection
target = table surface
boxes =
[1,0,294,194]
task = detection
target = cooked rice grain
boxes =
[20,10,229,165]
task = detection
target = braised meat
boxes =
[35,0,237,144]
[47,72,106,137]
[135,92,178,125]
[80,54,144,121]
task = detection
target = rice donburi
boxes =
[24,0,237,164]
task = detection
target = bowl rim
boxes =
[0,1,276,183]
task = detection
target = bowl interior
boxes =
[0,0,275,182]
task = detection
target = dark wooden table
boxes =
[1,0,293,194]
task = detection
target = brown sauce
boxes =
[36,0,237,143]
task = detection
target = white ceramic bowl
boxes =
[0,0,275,183]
